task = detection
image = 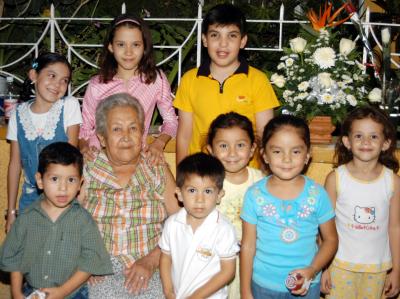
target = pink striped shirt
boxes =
[79,70,178,149]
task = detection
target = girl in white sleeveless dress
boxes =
[322,106,400,299]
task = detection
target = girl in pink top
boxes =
[79,14,177,163]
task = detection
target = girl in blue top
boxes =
[6,53,82,232]
[240,115,338,299]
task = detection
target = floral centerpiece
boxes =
[270,2,377,124]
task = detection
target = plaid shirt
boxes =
[84,151,167,267]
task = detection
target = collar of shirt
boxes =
[111,74,144,83]
[87,150,148,190]
[25,195,80,222]
[196,56,249,77]
[175,207,220,227]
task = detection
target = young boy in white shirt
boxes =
[159,153,239,299]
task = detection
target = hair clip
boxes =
[32,61,39,70]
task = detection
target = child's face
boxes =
[343,118,390,163]
[262,126,310,182]
[176,174,224,227]
[108,26,144,78]
[202,24,247,70]
[35,163,82,210]
[29,62,70,107]
[207,126,255,176]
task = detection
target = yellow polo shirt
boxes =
[174,60,280,155]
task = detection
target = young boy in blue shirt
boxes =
[0,142,112,299]
[174,3,280,166]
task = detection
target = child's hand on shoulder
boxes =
[80,145,99,161]
[144,139,167,166]
[288,266,315,296]
[384,269,400,298]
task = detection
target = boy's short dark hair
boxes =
[202,3,247,35]
[38,142,83,176]
[176,152,225,190]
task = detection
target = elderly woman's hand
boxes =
[124,247,160,294]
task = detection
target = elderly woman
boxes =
[82,93,179,298]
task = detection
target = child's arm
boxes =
[64,96,83,148]
[240,220,257,299]
[41,270,91,299]
[291,218,338,296]
[145,133,172,166]
[10,271,24,299]
[320,170,337,294]
[7,141,22,232]
[255,109,274,144]
[187,258,236,299]
[324,171,338,208]
[147,72,178,165]
[160,251,176,299]
[67,124,80,147]
[79,84,99,159]
[384,174,400,298]
[163,163,180,215]
[176,110,193,166]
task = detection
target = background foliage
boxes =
[0,0,318,92]
[1,0,397,105]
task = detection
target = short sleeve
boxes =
[240,187,259,225]
[6,107,18,141]
[76,213,113,275]
[0,216,26,272]
[315,184,335,224]
[158,216,172,254]
[63,96,82,130]
[215,222,239,259]
[250,68,280,112]
[173,69,196,113]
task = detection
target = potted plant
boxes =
[270,2,376,143]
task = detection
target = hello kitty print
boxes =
[349,206,379,231]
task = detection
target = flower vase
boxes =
[308,116,336,144]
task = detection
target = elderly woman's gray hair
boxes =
[95,93,145,137]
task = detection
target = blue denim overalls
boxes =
[16,99,68,211]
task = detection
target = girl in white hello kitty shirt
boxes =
[321,106,400,299]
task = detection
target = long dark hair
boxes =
[335,106,399,172]
[20,52,72,102]
[99,14,158,84]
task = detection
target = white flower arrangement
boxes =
[270,4,376,124]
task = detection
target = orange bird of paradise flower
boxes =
[307,2,352,31]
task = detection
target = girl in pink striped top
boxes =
[79,14,177,163]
